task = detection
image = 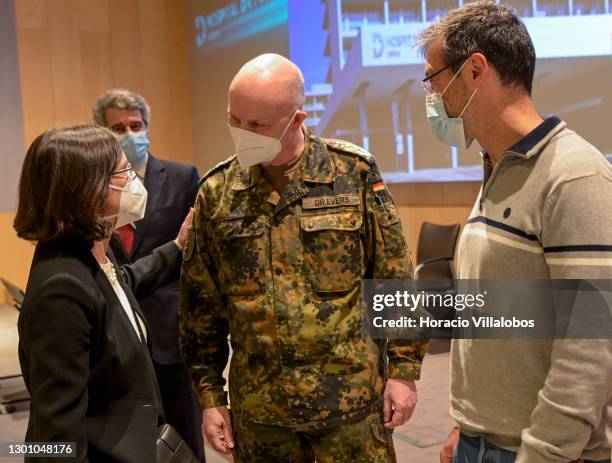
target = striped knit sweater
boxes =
[453,116,612,462]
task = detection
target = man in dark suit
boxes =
[93,89,204,462]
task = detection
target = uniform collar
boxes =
[300,128,335,184]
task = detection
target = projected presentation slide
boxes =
[188,0,612,183]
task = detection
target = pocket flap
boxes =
[217,216,266,239]
[300,212,362,232]
[368,413,389,445]
[375,205,400,228]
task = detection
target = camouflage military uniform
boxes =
[232,410,396,462]
[180,129,429,461]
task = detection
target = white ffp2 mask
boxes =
[228,111,297,167]
[105,174,148,230]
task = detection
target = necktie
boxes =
[116,224,135,255]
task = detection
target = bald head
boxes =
[227,54,308,166]
[230,54,305,112]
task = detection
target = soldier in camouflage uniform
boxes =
[180,54,429,462]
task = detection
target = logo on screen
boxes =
[373,33,384,59]
[195,15,207,47]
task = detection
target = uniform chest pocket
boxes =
[300,211,363,292]
[215,216,268,295]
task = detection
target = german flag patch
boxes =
[369,167,391,205]
[372,179,385,192]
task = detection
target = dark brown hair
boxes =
[416,1,536,95]
[14,124,121,246]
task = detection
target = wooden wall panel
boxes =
[0,213,34,304]
[389,182,480,264]
[80,30,114,113]
[1,0,195,296]
[139,0,174,159]
[389,182,481,208]
[13,0,47,29]
[398,206,473,263]
[165,0,194,164]
[48,0,87,124]
[76,0,110,31]
[108,0,145,92]
[14,26,56,143]
[13,0,194,156]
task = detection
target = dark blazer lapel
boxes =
[118,278,151,349]
[92,266,141,346]
[106,250,152,349]
[85,250,146,350]
[131,154,167,258]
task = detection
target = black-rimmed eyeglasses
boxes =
[421,65,451,93]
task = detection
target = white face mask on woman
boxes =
[104,172,148,230]
[228,111,297,167]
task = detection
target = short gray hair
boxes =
[92,89,151,127]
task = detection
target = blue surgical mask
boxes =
[121,131,149,164]
[425,59,478,150]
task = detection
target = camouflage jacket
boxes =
[180,130,429,431]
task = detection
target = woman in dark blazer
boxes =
[14,125,192,462]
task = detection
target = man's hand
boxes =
[440,427,460,463]
[383,378,418,429]
[174,207,195,252]
[203,406,234,454]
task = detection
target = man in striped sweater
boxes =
[416,2,612,462]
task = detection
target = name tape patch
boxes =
[302,194,360,210]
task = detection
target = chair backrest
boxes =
[0,277,25,310]
[416,222,461,265]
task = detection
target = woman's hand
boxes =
[174,208,195,252]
